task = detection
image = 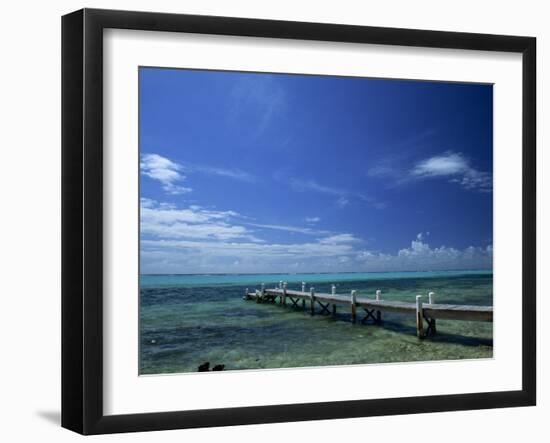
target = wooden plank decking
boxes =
[244,284,493,338]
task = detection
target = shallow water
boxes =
[139,271,493,375]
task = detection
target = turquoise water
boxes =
[140,270,493,375]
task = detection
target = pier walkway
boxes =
[243,282,492,338]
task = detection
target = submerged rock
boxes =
[197,361,210,372]
[198,361,226,372]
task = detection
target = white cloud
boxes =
[141,229,492,274]
[141,153,257,196]
[305,217,320,224]
[140,198,491,274]
[336,196,350,208]
[318,234,359,244]
[356,236,492,272]
[246,222,329,236]
[140,199,260,242]
[411,152,492,193]
[140,154,192,195]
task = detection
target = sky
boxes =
[139,67,493,274]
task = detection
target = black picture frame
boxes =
[62,8,536,435]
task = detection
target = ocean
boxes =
[139,270,493,375]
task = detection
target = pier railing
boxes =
[244,282,492,338]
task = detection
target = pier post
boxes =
[331,284,336,295]
[279,281,283,289]
[302,282,306,293]
[310,287,315,315]
[245,288,249,300]
[375,290,382,323]
[351,290,357,323]
[416,295,424,338]
[258,283,265,303]
[282,282,287,306]
[426,292,436,335]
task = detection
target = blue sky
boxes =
[139,67,493,274]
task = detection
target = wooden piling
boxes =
[282,282,287,305]
[331,284,336,295]
[416,295,424,338]
[301,282,306,293]
[351,290,357,323]
[310,287,315,315]
[375,289,382,322]
[427,292,436,335]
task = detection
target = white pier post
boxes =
[416,295,424,338]
[427,291,436,335]
[244,287,249,300]
[279,280,283,289]
[260,283,265,302]
[331,284,336,295]
[282,282,287,306]
[375,289,382,323]
[351,290,357,323]
[301,282,306,293]
[310,287,316,315]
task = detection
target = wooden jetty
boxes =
[243,282,492,338]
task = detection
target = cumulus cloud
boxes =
[140,154,192,195]
[356,236,492,272]
[411,152,492,193]
[140,198,491,274]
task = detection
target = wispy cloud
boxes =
[182,162,256,183]
[367,129,436,180]
[287,177,386,210]
[140,199,261,242]
[245,222,330,236]
[411,152,492,192]
[230,75,286,135]
[305,217,320,224]
[140,154,192,195]
[141,153,257,196]
[318,234,360,245]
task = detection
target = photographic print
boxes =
[139,67,493,375]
